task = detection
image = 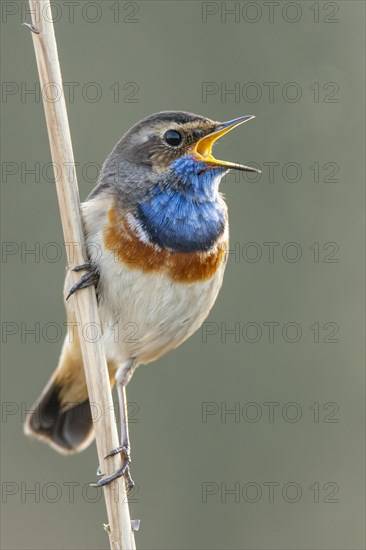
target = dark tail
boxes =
[24,379,95,455]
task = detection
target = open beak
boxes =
[194,115,261,173]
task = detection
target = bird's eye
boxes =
[164,130,182,147]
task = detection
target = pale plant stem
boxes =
[26,1,136,548]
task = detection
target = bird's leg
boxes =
[92,361,136,491]
[66,262,100,300]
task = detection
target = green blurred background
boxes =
[1,1,365,548]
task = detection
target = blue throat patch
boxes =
[137,155,227,252]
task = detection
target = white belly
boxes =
[97,249,226,366]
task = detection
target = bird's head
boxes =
[100,110,260,205]
[98,111,260,252]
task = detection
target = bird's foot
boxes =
[91,446,135,491]
[66,262,99,300]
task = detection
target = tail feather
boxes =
[25,272,117,455]
[24,378,95,455]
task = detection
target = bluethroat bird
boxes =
[25,111,260,488]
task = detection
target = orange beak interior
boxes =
[193,115,261,173]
